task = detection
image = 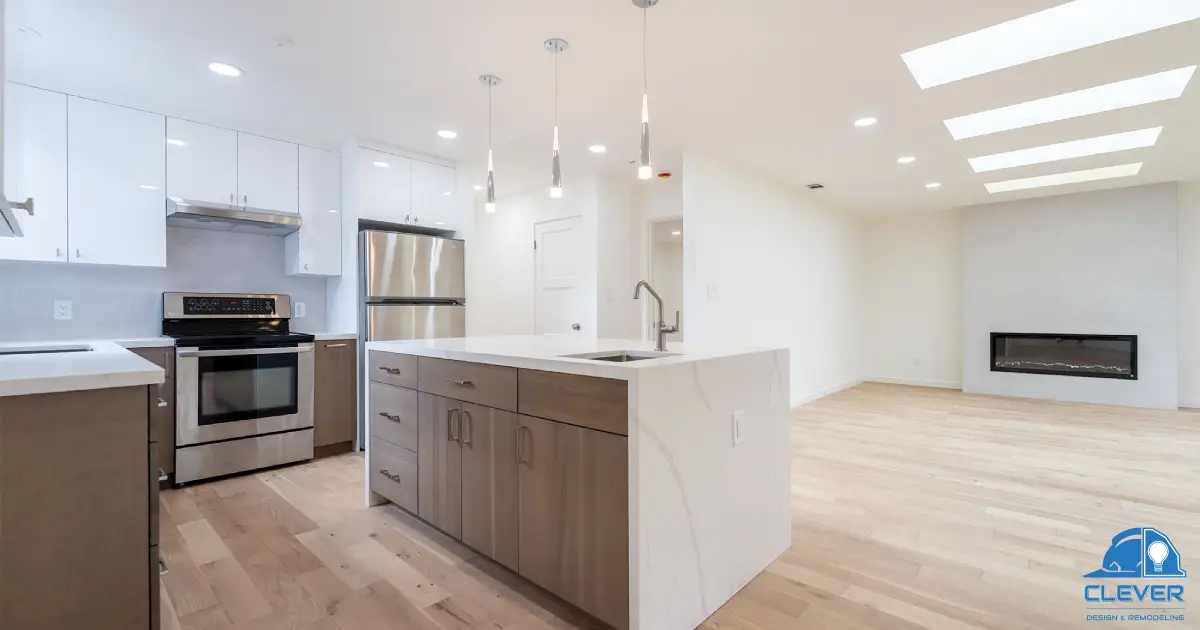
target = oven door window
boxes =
[197,352,298,425]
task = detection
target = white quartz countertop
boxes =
[366,335,782,380]
[0,340,166,397]
[311,332,357,341]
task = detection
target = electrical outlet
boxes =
[293,302,307,318]
[53,300,72,321]
[732,410,746,446]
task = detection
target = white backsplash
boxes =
[0,227,329,342]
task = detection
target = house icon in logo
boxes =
[1085,527,1187,578]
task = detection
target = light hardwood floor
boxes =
[160,383,1200,629]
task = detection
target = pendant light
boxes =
[634,0,658,179]
[545,38,568,198]
[479,75,500,212]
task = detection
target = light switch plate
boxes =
[53,300,72,321]
[294,302,306,318]
[732,410,746,445]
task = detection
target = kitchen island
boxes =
[364,335,791,630]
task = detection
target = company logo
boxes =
[1084,528,1187,623]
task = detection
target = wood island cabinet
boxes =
[367,351,630,630]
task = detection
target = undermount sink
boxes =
[0,344,93,357]
[561,350,680,363]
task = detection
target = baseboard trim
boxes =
[792,378,864,407]
[866,377,963,390]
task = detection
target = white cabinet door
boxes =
[410,160,456,229]
[237,133,298,213]
[286,146,341,276]
[357,148,411,223]
[166,118,237,205]
[67,97,166,267]
[0,84,67,262]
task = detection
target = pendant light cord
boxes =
[642,7,648,93]
[488,83,493,149]
[554,50,559,125]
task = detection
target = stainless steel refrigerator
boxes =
[359,230,466,342]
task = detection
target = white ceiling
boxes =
[9,0,1200,214]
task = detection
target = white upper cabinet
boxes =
[237,133,298,213]
[286,146,341,276]
[1,84,67,263]
[166,118,237,205]
[357,148,411,223]
[67,97,166,267]
[410,160,457,229]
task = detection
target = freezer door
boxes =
[367,305,466,341]
[362,231,465,300]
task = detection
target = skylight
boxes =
[985,163,1142,193]
[902,0,1200,89]
[944,66,1194,140]
[968,127,1162,173]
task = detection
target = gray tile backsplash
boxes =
[0,228,329,341]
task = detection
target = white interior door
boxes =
[535,216,584,335]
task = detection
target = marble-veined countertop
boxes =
[0,340,165,397]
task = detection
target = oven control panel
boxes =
[183,296,276,316]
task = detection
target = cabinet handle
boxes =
[158,468,168,482]
[447,408,461,442]
[326,343,348,348]
[304,263,309,271]
[516,425,530,465]
[413,216,419,224]
[377,366,401,375]
[461,410,473,446]
[229,193,235,205]
[56,247,62,258]
[158,556,168,575]
[378,411,401,423]
[448,378,474,387]
[379,469,402,483]
[243,194,248,205]
[157,397,169,408]
[76,248,81,259]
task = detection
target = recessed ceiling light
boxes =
[925,182,942,189]
[373,161,390,168]
[166,138,187,147]
[986,163,1142,193]
[969,127,1162,173]
[437,130,458,139]
[589,145,607,153]
[208,62,243,77]
[945,66,1195,140]
[139,185,159,190]
[854,117,878,127]
[473,185,483,191]
[671,231,681,236]
[902,0,1200,89]
[897,156,916,164]
[442,191,452,196]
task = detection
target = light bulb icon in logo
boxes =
[1148,541,1170,573]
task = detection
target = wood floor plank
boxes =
[178,519,235,566]
[346,537,451,609]
[200,557,274,624]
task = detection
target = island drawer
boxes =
[369,381,419,451]
[370,437,418,513]
[418,357,518,412]
[518,369,629,436]
[369,351,418,389]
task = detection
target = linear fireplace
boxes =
[990,333,1137,380]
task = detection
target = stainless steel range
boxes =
[162,292,315,483]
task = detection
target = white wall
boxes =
[962,183,1179,409]
[651,240,684,342]
[861,209,962,388]
[1177,181,1200,407]
[596,176,641,339]
[0,228,329,341]
[682,151,862,406]
[466,179,598,336]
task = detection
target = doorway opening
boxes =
[646,217,684,342]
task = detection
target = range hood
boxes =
[166,198,302,236]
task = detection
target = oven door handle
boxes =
[176,345,314,358]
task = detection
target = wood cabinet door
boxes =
[417,393,461,538]
[314,341,357,447]
[1,83,67,263]
[517,415,629,630]
[459,403,519,572]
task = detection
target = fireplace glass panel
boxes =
[990,333,1137,380]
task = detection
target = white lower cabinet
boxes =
[1,84,68,263]
[67,97,166,267]
[286,146,341,276]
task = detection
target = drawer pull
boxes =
[447,408,462,442]
[379,469,402,483]
[449,378,474,387]
[326,343,349,348]
[377,366,402,375]
[516,425,531,465]
[157,397,169,408]
[461,410,474,446]
[158,468,168,482]
[159,556,168,576]
[378,412,401,422]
